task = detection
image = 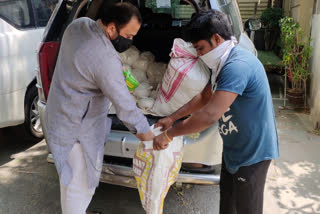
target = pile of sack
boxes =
[119,38,210,116]
[119,46,167,112]
[120,39,210,214]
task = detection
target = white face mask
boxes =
[200,37,237,92]
[200,39,235,72]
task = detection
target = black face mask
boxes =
[111,32,133,53]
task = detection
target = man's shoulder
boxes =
[226,46,255,64]
[70,17,95,27]
[222,46,260,74]
[64,17,95,38]
[229,45,254,58]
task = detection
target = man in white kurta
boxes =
[45,3,153,214]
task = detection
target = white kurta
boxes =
[45,18,150,189]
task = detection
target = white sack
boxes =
[152,38,210,116]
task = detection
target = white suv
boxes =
[0,0,57,138]
[38,0,257,186]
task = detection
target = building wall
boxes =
[282,0,314,41]
[282,0,320,129]
[310,5,320,129]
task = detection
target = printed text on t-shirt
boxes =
[219,108,239,136]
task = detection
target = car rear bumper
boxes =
[47,154,220,188]
[40,101,221,187]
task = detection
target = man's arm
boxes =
[92,54,153,140]
[170,83,212,121]
[153,90,237,150]
[155,83,212,131]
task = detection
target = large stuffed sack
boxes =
[152,38,210,116]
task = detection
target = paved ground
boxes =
[1,74,320,214]
[265,101,320,214]
[0,126,220,214]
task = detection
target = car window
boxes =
[144,0,197,26]
[210,0,243,39]
[0,0,32,28]
[32,0,58,27]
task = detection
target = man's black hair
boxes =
[184,10,233,44]
[100,2,142,31]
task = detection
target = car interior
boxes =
[77,0,201,62]
[41,0,210,131]
[39,0,222,171]
[70,0,204,128]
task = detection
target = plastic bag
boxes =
[132,69,148,83]
[152,38,210,116]
[140,51,155,62]
[133,126,184,214]
[132,57,151,72]
[119,46,140,65]
[147,62,167,89]
[150,90,158,99]
[137,97,155,111]
[123,64,132,72]
[123,67,140,91]
[134,82,153,98]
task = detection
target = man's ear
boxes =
[106,22,116,33]
[211,34,225,46]
[105,22,118,39]
[213,34,221,43]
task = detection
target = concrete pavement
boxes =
[0,126,220,214]
[264,103,320,214]
[1,100,320,214]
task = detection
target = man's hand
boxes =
[153,133,171,150]
[154,117,174,131]
[136,130,154,141]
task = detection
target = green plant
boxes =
[261,8,284,29]
[280,17,312,90]
[280,17,312,107]
[261,8,284,51]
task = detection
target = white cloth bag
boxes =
[152,38,210,116]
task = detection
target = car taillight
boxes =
[38,41,60,102]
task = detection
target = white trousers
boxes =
[60,143,96,214]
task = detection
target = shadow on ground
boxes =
[267,109,320,214]
[0,137,219,214]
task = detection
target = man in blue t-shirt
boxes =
[153,10,279,214]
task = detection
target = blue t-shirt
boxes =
[216,46,279,174]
